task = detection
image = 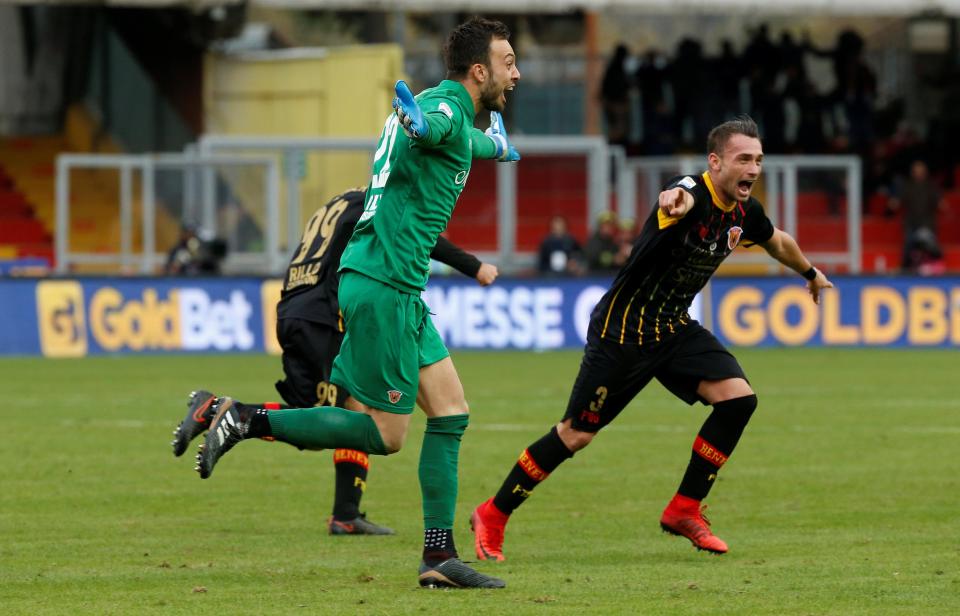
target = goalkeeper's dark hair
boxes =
[707,115,760,156]
[443,17,511,79]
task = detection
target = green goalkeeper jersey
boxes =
[339,80,495,294]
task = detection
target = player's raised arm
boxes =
[760,227,834,304]
[393,80,457,147]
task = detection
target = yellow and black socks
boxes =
[332,449,369,521]
[677,394,757,500]
[492,426,573,515]
[266,407,387,455]
[419,414,468,565]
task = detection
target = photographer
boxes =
[164,224,227,276]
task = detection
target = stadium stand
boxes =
[449,156,592,253]
[449,155,960,273]
[0,107,180,272]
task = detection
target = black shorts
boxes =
[274,318,350,408]
[562,323,746,432]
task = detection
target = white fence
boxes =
[54,153,279,274]
[54,140,862,275]
[196,134,610,271]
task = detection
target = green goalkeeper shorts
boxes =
[330,271,449,414]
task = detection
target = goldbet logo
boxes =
[38,282,257,354]
[89,287,254,351]
[89,287,180,351]
[717,284,960,346]
[37,281,87,357]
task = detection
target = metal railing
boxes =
[55,142,863,275]
[196,134,610,270]
[55,153,279,274]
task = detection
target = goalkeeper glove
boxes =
[392,80,429,140]
[485,111,521,162]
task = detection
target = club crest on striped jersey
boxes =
[387,390,403,404]
[727,226,743,250]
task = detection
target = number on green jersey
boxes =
[360,114,400,223]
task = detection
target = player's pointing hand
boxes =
[659,187,693,218]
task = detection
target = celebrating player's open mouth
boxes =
[736,178,756,200]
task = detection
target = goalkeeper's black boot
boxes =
[328,513,395,536]
[196,397,255,479]
[417,558,506,589]
[172,390,216,457]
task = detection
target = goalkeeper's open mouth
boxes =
[501,83,515,107]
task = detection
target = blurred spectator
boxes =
[888,160,945,273]
[600,43,631,147]
[584,211,623,272]
[165,224,227,276]
[538,215,584,276]
[671,38,711,146]
[635,49,674,153]
[713,40,744,123]
[616,217,638,260]
[806,29,877,153]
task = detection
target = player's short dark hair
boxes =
[443,17,511,79]
[707,115,760,155]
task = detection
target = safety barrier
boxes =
[3,275,957,357]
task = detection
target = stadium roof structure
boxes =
[251,0,960,15]
[0,0,241,6]
[2,0,955,13]
[0,0,960,11]
[0,0,242,6]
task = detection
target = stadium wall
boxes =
[0,276,957,357]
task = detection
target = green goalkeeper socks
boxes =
[267,407,387,455]
[419,414,469,529]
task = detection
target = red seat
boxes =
[944,247,960,271]
[797,192,833,216]
[866,192,890,217]
[862,218,902,246]
[942,191,960,214]
[796,220,847,249]
[0,218,49,243]
[861,249,901,273]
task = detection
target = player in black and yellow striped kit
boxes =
[471,116,834,560]
[172,186,497,535]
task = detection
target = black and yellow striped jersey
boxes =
[588,171,774,346]
[278,187,367,329]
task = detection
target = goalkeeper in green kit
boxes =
[195,16,520,589]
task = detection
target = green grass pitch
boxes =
[1,348,957,614]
